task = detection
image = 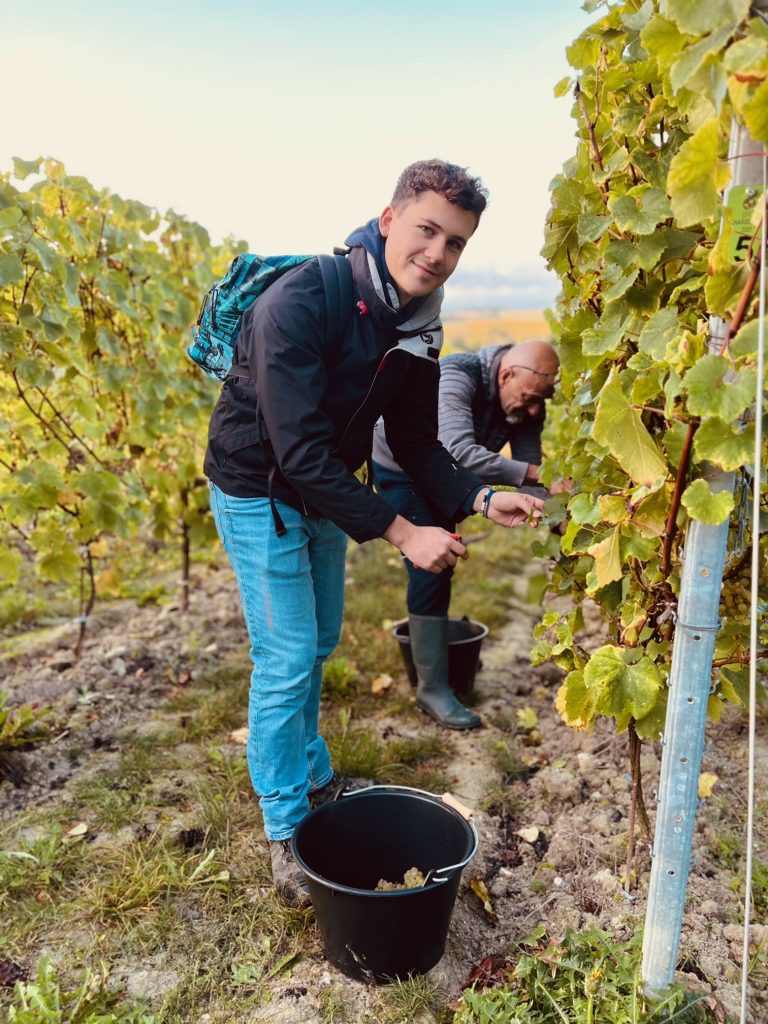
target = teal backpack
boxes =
[187,251,353,380]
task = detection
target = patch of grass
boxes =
[187,748,256,852]
[0,828,86,905]
[0,818,107,952]
[375,973,441,1023]
[489,737,529,781]
[166,663,250,742]
[324,709,385,779]
[0,691,52,749]
[79,835,229,926]
[70,741,172,831]
[323,710,453,790]
[5,957,157,1023]
[319,985,350,1024]
[322,656,359,697]
[708,808,768,920]
[152,889,315,1021]
[452,925,717,1024]
[383,735,454,791]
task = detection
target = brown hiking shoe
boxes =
[268,839,310,908]
[309,773,374,809]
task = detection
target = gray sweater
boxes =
[372,343,546,494]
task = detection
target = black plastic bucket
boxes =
[292,785,478,982]
[392,617,489,695]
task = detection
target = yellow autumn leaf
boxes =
[469,876,498,922]
[371,673,393,695]
[588,529,623,589]
[698,772,718,798]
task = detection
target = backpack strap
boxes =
[268,253,354,536]
[317,252,355,344]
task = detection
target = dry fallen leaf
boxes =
[698,771,718,798]
[515,706,538,731]
[371,673,393,695]
[469,876,498,924]
[515,827,541,844]
[65,822,88,838]
[229,726,249,745]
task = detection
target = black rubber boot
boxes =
[409,614,481,730]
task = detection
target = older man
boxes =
[371,339,559,730]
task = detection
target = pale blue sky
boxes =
[3,1,594,309]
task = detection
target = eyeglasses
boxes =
[504,365,557,380]
[503,364,556,399]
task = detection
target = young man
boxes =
[204,159,543,906]
[372,339,560,730]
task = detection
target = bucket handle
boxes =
[338,784,480,886]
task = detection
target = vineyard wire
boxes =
[739,149,767,1024]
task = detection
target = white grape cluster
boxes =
[719,539,767,644]
[375,867,426,891]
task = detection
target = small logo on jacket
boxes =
[357,300,370,316]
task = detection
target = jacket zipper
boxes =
[331,345,400,457]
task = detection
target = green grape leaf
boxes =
[741,77,768,145]
[667,119,725,226]
[598,494,628,525]
[603,269,640,302]
[684,355,757,420]
[556,670,594,728]
[0,206,23,230]
[611,187,672,235]
[568,493,601,526]
[641,15,689,70]
[670,23,734,94]
[724,34,768,73]
[577,214,612,244]
[622,0,654,31]
[593,373,669,486]
[12,157,42,179]
[584,645,663,725]
[582,307,632,356]
[0,253,25,285]
[554,76,573,98]
[638,306,679,359]
[633,689,668,740]
[0,545,22,585]
[693,418,755,470]
[681,478,735,523]
[729,316,764,356]
[29,524,81,582]
[661,0,749,36]
[705,261,750,317]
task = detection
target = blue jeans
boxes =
[208,483,348,840]
[371,462,454,617]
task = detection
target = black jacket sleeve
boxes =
[382,354,484,522]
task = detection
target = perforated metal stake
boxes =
[641,484,732,995]
[641,112,766,997]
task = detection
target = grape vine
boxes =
[0,158,243,651]
[534,0,767,741]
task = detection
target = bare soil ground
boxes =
[1,553,766,1023]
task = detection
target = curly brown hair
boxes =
[391,159,489,221]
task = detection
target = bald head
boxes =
[500,340,559,376]
[497,340,559,419]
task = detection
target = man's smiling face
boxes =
[379,190,477,306]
